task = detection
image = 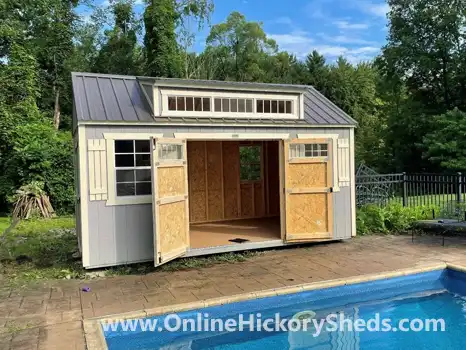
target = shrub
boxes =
[357,203,438,235]
[0,120,74,215]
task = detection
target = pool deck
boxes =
[3,235,466,349]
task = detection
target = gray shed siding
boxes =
[82,124,353,268]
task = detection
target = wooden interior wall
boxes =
[265,141,280,216]
[187,142,207,222]
[188,140,279,224]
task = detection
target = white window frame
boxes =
[105,133,163,206]
[160,89,300,119]
[114,140,152,199]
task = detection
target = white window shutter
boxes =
[87,139,108,201]
[337,138,350,187]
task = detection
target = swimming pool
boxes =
[102,267,466,349]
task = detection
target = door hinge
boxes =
[330,187,333,193]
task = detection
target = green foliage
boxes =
[378,0,466,172]
[0,216,82,285]
[144,0,181,77]
[423,108,466,170]
[94,1,142,75]
[206,11,278,82]
[0,121,74,214]
[356,203,439,235]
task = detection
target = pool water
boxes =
[104,269,466,349]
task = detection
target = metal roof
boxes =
[72,73,153,122]
[72,72,357,126]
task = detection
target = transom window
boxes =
[289,143,328,158]
[240,145,261,182]
[256,99,293,114]
[158,143,184,160]
[115,140,152,197]
[168,96,211,112]
[214,98,253,113]
[162,90,298,118]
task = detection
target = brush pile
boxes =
[11,182,55,219]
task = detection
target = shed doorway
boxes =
[187,140,282,249]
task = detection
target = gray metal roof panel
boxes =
[304,87,357,125]
[72,72,153,122]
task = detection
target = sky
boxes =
[83,0,390,64]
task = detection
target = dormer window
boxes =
[214,98,253,113]
[159,89,300,119]
[168,96,211,112]
[256,99,293,114]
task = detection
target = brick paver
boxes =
[2,235,466,349]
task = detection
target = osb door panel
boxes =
[284,138,333,242]
[151,138,189,266]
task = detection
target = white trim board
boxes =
[78,126,90,267]
[104,133,164,140]
[350,128,356,236]
[174,133,290,140]
[78,121,356,128]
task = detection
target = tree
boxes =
[378,0,466,171]
[305,50,329,93]
[206,11,277,82]
[423,108,466,170]
[144,0,181,77]
[177,0,214,78]
[94,1,141,75]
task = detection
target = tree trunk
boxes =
[53,87,60,130]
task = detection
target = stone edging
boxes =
[84,262,454,350]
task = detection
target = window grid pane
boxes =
[240,145,261,181]
[203,98,211,111]
[238,99,245,112]
[214,98,221,112]
[290,143,329,158]
[246,99,253,113]
[115,140,152,197]
[168,97,177,111]
[186,97,194,111]
[222,98,230,112]
[177,97,185,111]
[158,144,183,160]
[231,99,238,112]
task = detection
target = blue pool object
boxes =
[104,268,466,349]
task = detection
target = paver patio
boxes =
[2,235,466,349]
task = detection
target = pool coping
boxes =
[84,262,466,350]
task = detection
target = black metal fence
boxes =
[356,172,466,216]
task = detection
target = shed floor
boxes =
[189,217,281,249]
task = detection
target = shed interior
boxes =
[187,140,281,249]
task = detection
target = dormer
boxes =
[137,77,306,120]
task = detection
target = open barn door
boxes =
[151,138,189,266]
[283,138,333,242]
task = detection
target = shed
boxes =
[71,72,357,269]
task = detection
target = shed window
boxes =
[158,143,183,161]
[168,96,211,112]
[115,140,152,197]
[289,143,328,158]
[214,98,253,113]
[240,145,261,182]
[257,99,293,115]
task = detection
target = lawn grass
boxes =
[0,215,264,286]
[0,215,82,287]
[0,216,75,236]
